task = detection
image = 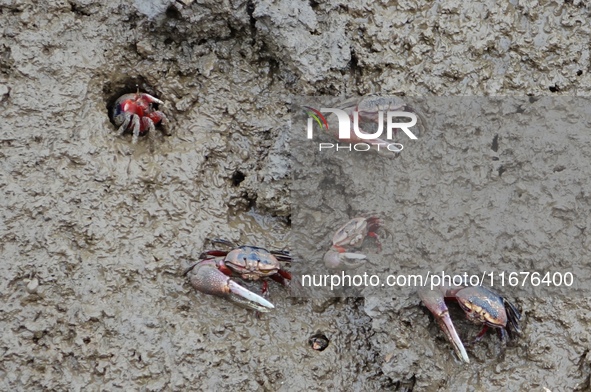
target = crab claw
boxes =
[186,260,274,312]
[139,92,164,106]
[323,250,367,270]
[419,288,470,364]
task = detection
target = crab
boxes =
[185,240,292,312]
[112,92,169,144]
[419,285,522,364]
[323,216,383,269]
[335,95,422,147]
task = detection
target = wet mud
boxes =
[1,1,591,391]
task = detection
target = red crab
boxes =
[112,92,169,144]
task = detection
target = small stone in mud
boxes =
[309,333,329,351]
[26,278,39,294]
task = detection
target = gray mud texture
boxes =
[1,1,590,391]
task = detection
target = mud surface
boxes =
[1,1,591,391]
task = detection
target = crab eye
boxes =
[457,298,473,313]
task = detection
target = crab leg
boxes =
[269,269,292,286]
[153,110,171,135]
[142,117,156,136]
[186,260,275,312]
[116,113,132,136]
[130,114,141,144]
[419,288,470,364]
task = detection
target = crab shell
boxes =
[222,246,281,280]
[332,217,370,248]
[455,286,508,328]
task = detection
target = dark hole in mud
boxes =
[231,171,246,186]
[498,165,505,177]
[0,44,14,74]
[241,192,257,209]
[348,48,361,78]
[165,5,182,20]
[70,2,92,17]
[398,376,416,391]
[246,1,256,28]
[261,55,280,81]
[491,134,499,152]
[104,76,156,113]
[577,70,583,76]
[308,333,329,351]
[549,84,559,92]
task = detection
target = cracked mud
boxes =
[1,1,591,391]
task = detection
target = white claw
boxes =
[228,280,275,310]
[142,93,164,105]
[324,250,367,270]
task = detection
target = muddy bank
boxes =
[1,1,590,391]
